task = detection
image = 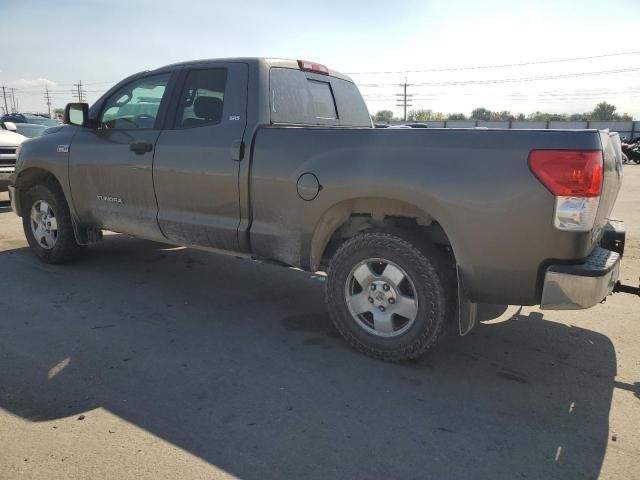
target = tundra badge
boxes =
[97,195,123,204]
[57,145,69,153]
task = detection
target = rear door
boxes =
[68,72,176,239]
[153,63,248,250]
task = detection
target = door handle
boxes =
[130,141,153,155]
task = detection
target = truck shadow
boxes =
[0,235,620,480]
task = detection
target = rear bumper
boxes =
[540,246,620,310]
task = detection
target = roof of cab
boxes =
[154,57,354,82]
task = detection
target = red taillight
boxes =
[529,150,603,197]
[297,60,330,75]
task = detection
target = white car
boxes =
[0,124,27,192]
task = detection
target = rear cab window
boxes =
[270,68,371,127]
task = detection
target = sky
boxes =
[1,0,640,119]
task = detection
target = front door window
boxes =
[100,73,171,130]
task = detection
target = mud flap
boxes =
[71,217,102,245]
[457,266,478,336]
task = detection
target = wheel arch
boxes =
[13,167,65,217]
[13,166,94,245]
[309,196,462,272]
[311,197,480,339]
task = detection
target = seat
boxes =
[182,96,223,128]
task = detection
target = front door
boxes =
[153,63,248,250]
[68,71,176,240]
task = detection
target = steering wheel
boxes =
[107,116,138,129]
[133,113,155,127]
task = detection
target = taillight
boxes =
[529,150,604,232]
[529,150,603,197]
[297,60,330,75]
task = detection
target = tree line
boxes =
[373,102,633,123]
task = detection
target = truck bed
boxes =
[248,127,622,305]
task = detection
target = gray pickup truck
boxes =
[8,58,628,361]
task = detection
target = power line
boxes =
[414,67,640,86]
[346,50,640,75]
[53,80,117,87]
[16,89,104,96]
[363,87,640,101]
[357,67,640,88]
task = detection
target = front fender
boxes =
[13,125,78,218]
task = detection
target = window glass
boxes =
[270,69,339,125]
[330,79,372,127]
[306,80,338,120]
[100,73,170,129]
[175,69,227,128]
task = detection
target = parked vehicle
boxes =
[0,113,59,127]
[2,121,47,138]
[0,127,26,192]
[621,140,640,164]
[8,58,629,361]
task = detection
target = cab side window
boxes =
[99,73,171,130]
[175,69,227,129]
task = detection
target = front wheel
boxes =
[326,231,454,362]
[22,183,85,264]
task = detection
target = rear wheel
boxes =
[22,184,85,264]
[326,231,454,362]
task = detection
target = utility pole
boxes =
[1,86,8,114]
[44,86,52,117]
[10,88,17,113]
[395,78,412,122]
[72,80,85,103]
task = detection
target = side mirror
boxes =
[2,121,17,132]
[64,103,89,127]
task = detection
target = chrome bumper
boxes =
[541,247,621,310]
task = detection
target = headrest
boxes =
[193,96,223,121]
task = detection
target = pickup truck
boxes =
[8,58,627,361]
[0,125,26,192]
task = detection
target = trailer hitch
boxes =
[614,279,640,297]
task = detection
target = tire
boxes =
[326,230,455,362]
[22,183,85,264]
